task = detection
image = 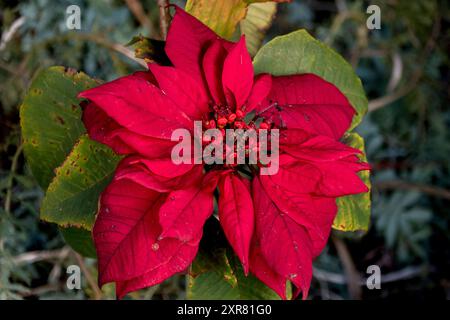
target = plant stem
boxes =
[125,0,156,37]
[4,143,23,215]
[375,180,450,200]
[332,235,362,299]
[11,247,70,265]
[157,0,170,40]
[33,33,147,68]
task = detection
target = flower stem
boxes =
[157,0,170,40]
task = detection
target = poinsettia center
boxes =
[199,106,279,176]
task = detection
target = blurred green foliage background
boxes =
[0,0,449,300]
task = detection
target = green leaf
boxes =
[20,66,99,189]
[60,226,96,258]
[187,248,281,300]
[253,29,368,130]
[239,2,278,56]
[188,248,240,299]
[41,135,121,230]
[20,67,118,256]
[187,219,282,300]
[333,132,371,231]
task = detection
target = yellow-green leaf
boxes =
[186,0,247,39]
[185,0,289,40]
[333,133,371,231]
[239,2,278,56]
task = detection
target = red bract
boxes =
[78,6,369,299]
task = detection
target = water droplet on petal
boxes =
[152,243,160,251]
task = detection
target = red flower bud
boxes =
[218,117,228,127]
[228,113,237,123]
[234,121,244,129]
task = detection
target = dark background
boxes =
[0,0,449,300]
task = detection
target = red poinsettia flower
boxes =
[78,6,369,299]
